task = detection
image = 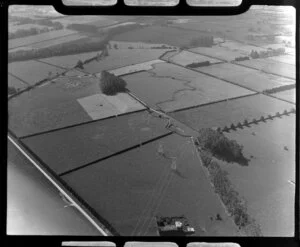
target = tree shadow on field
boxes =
[172,169,187,179]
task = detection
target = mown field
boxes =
[123,63,253,112]
[8,60,66,85]
[83,49,171,74]
[272,89,296,104]
[189,46,245,61]
[235,58,295,80]
[168,50,221,66]
[61,133,239,236]
[170,94,294,131]
[112,26,212,47]
[9,29,77,49]
[196,63,295,92]
[222,115,295,236]
[22,110,169,175]
[39,51,101,69]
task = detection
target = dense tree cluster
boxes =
[197,128,249,166]
[99,71,128,96]
[234,56,250,62]
[199,149,261,236]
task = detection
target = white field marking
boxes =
[7,135,108,236]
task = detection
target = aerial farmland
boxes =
[7,4,296,237]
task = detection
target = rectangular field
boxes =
[8,60,66,85]
[106,59,165,76]
[28,33,86,49]
[170,94,294,131]
[61,133,239,236]
[168,50,222,66]
[83,49,170,74]
[9,29,77,49]
[189,46,246,62]
[196,63,295,92]
[22,111,169,175]
[8,76,145,137]
[112,26,212,47]
[222,115,295,236]
[8,74,28,90]
[235,58,295,80]
[272,89,296,104]
[39,51,100,69]
[123,63,254,112]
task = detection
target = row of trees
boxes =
[197,128,249,166]
[199,149,261,236]
[9,23,144,62]
[263,84,295,94]
[249,47,285,59]
[186,61,210,68]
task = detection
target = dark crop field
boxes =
[61,134,239,236]
[22,111,170,175]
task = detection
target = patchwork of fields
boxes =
[7,8,296,237]
[123,63,254,112]
[61,134,239,236]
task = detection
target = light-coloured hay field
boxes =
[168,50,222,66]
[196,63,295,92]
[9,60,66,85]
[77,93,145,120]
[106,59,165,76]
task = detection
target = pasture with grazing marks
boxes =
[196,63,295,92]
[124,63,253,112]
[61,134,239,236]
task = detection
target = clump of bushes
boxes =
[186,61,210,68]
[197,128,249,166]
[234,56,250,62]
[99,71,128,96]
